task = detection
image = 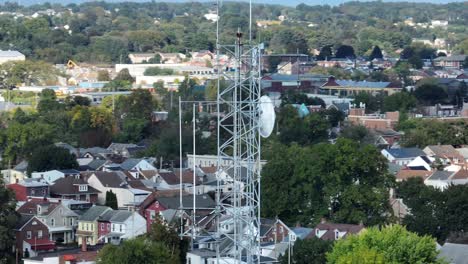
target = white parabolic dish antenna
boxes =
[259,95,276,138]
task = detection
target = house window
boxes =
[63,219,66,226]
[101,223,105,231]
[279,226,284,233]
[335,230,339,240]
[38,230,43,238]
[31,189,35,196]
[107,223,110,230]
[37,206,41,214]
[79,185,88,192]
[119,225,122,232]
[42,188,46,195]
[69,218,73,226]
[51,219,55,227]
[150,211,156,220]
[32,221,37,226]
[112,225,115,232]
[26,231,32,239]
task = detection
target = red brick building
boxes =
[15,215,55,257]
[7,179,49,201]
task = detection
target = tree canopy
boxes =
[327,225,443,264]
[27,145,79,175]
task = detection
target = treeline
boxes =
[0,1,466,64]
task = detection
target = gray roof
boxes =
[0,50,24,57]
[98,210,117,222]
[119,158,143,170]
[331,102,350,112]
[434,55,466,62]
[79,206,112,221]
[438,243,468,264]
[427,171,453,181]
[109,210,133,223]
[14,160,28,172]
[386,148,425,159]
[292,227,313,240]
[336,80,391,89]
[79,147,112,155]
[387,162,403,175]
[87,159,107,170]
[158,194,215,210]
[92,171,127,188]
[188,249,217,257]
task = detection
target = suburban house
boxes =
[425,169,468,190]
[381,148,426,166]
[97,210,115,244]
[128,53,157,64]
[87,171,151,207]
[31,169,80,184]
[49,176,100,203]
[433,55,467,69]
[119,158,157,171]
[1,160,28,184]
[406,156,434,171]
[306,220,365,241]
[396,169,432,182]
[155,169,201,191]
[15,215,55,258]
[107,210,147,245]
[76,206,112,246]
[259,218,293,243]
[423,145,464,165]
[8,178,49,201]
[107,143,146,158]
[17,198,79,244]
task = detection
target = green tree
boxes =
[262,139,393,226]
[280,238,332,264]
[335,45,356,59]
[105,190,118,210]
[383,92,417,112]
[369,45,383,60]
[27,145,78,175]
[97,237,178,264]
[37,88,64,115]
[414,83,448,105]
[327,225,443,264]
[0,182,18,263]
[0,60,61,87]
[317,45,333,60]
[352,92,382,113]
[147,217,189,263]
[143,67,174,76]
[97,70,110,81]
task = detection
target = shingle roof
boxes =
[92,171,127,188]
[79,206,112,221]
[109,211,132,223]
[17,199,60,215]
[336,80,391,89]
[386,148,425,159]
[0,50,24,57]
[425,145,462,159]
[119,159,143,170]
[438,243,468,264]
[98,210,117,222]
[396,169,432,181]
[50,177,100,195]
[427,170,454,181]
[14,160,28,172]
[158,194,215,210]
[433,55,466,62]
[307,222,365,241]
[15,214,33,229]
[159,170,201,185]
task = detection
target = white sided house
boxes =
[381,148,425,166]
[31,170,80,184]
[108,210,147,245]
[87,171,150,207]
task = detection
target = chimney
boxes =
[81,237,87,252]
[320,217,327,224]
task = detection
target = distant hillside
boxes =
[6,0,468,7]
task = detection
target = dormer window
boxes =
[334,230,339,240]
[37,205,41,214]
[79,185,88,192]
[315,229,320,236]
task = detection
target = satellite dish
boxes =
[259,95,276,138]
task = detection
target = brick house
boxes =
[7,178,49,201]
[50,176,100,203]
[260,218,293,243]
[15,215,55,257]
[97,210,115,244]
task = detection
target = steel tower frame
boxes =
[215,17,264,264]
